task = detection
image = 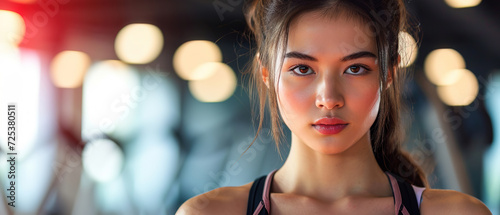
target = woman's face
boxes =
[270,11,382,154]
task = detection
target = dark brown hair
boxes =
[242,0,428,187]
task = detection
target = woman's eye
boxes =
[344,65,370,75]
[290,65,314,76]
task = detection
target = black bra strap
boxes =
[248,171,420,215]
[246,175,267,215]
[388,172,421,215]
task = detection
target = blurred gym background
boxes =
[0,0,499,214]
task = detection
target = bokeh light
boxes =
[82,60,140,139]
[445,0,481,8]
[188,62,237,102]
[436,69,478,106]
[0,10,25,46]
[50,51,91,88]
[173,40,222,80]
[190,61,221,81]
[398,31,418,68]
[82,139,124,183]
[115,23,164,64]
[424,48,466,86]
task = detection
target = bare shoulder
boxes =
[175,182,253,215]
[420,188,491,215]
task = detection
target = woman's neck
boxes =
[273,132,392,202]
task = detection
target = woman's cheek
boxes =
[367,89,381,120]
[354,83,380,126]
[278,77,312,121]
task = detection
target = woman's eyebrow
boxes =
[284,51,377,62]
[341,51,377,62]
[284,51,318,61]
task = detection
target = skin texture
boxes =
[176,11,492,215]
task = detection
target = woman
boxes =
[177,0,492,214]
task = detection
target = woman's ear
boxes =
[386,69,393,90]
[257,53,270,88]
[262,67,270,89]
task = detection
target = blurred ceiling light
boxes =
[190,62,221,80]
[82,139,124,183]
[50,51,91,88]
[188,62,236,102]
[173,40,222,80]
[398,31,418,68]
[437,69,478,106]
[115,23,164,64]
[424,48,466,86]
[0,10,25,46]
[444,0,481,8]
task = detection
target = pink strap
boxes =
[252,202,264,215]
[262,169,278,213]
[387,173,404,215]
[401,206,411,215]
[412,185,426,209]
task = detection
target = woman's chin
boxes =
[306,141,353,155]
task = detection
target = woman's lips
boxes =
[312,117,348,135]
[312,124,348,135]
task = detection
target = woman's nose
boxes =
[315,78,344,110]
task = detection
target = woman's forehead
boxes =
[286,10,377,58]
